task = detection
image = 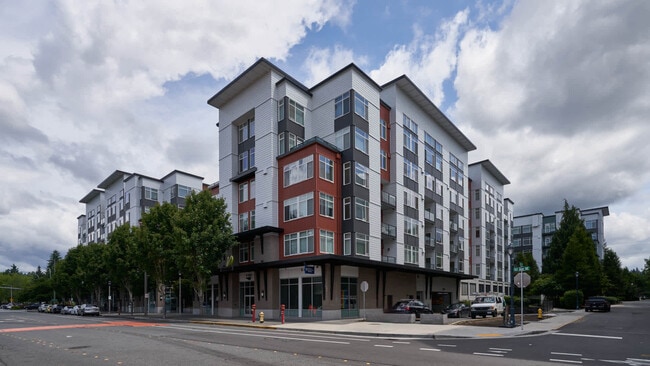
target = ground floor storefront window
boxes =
[341,276,358,318]
[280,276,322,318]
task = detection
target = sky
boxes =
[1,0,649,273]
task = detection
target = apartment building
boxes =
[207,58,478,320]
[462,160,512,301]
[78,169,205,245]
[512,206,609,272]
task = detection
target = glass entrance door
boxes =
[240,281,255,317]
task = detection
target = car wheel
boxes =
[492,312,497,317]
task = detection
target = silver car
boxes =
[80,304,100,316]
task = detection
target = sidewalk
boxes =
[103,309,587,339]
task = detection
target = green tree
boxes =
[174,191,237,314]
[601,247,624,297]
[543,200,583,274]
[557,226,602,298]
[105,224,141,310]
[514,252,540,283]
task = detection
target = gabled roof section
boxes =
[310,63,382,92]
[207,58,310,108]
[79,189,103,204]
[160,169,204,182]
[97,170,130,189]
[382,75,476,152]
[469,159,510,185]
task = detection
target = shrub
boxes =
[560,290,583,309]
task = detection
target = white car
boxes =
[80,304,100,316]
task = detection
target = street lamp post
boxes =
[575,271,579,310]
[507,244,516,327]
[108,281,111,314]
[178,272,181,315]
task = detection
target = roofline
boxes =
[310,63,382,92]
[382,75,476,152]
[469,159,510,185]
[79,188,103,204]
[97,170,130,189]
[160,169,204,182]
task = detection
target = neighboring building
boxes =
[78,169,205,245]
[512,206,609,272]
[207,58,479,320]
[462,160,512,301]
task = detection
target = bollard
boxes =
[281,304,285,324]
[252,304,256,323]
[259,311,264,323]
[538,307,543,320]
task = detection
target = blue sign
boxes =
[304,265,315,274]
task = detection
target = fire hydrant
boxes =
[259,312,265,323]
[538,308,543,319]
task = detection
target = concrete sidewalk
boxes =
[104,309,587,339]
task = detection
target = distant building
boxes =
[77,169,205,245]
[512,206,609,272]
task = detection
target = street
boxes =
[1,301,649,365]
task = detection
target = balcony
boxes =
[382,255,396,264]
[450,221,458,232]
[381,192,396,209]
[381,223,397,238]
[425,236,434,247]
[424,210,435,223]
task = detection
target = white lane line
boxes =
[551,352,583,357]
[420,348,441,352]
[374,345,393,348]
[165,325,351,345]
[392,341,410,344]
[490,347,512,351]
[473,352,504,357]
[549,359,582,364]
[436,344,457,348]
[553,332,622,340]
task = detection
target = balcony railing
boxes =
[381,223,397,238]
[424,210,435,223]
[381,192,396,209]
[382,255,396,264]
[450,222,458,232]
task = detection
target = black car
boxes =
[25,303,41,310]
[442,302,470,318]
[585,296,611,312]
[391,299,433,318]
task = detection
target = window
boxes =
[354,93,369,120]
[343,233,352,255]
[239,150,251,172]
[177,185,192,198]
[319,193,334,218]
[355,197,369,222]
[239,213,249,232]
[289,99,305,125]
[403,114,418,153]
[355,127,369,154]
[320,230,334,254]
[277,99,285,121]
[284,230,314,256]
[283,155,313,187]
[425,173,434,191]
[288,132,304,151]
[404,217,419,236]
[435,228,443,243]
[278,133,285,155]
[238,118,255,143]
[403,159,418,182]
[284,192,314,221]
[355,163,369,187]
[343,197,351,220]
[404,188,418,209]
[475,244,481,256]
[380,150,387,170]
[250,179,255,200]
[343,162,351,185]
[335,91,350,118]
[475,264,481,276]
[239,242,253,263]
[239,182,248,203]
[380,119,387,140]
[355,233,369,256]
[449,153,464,186]
[319,155,334,181]
[404,245,418,264]
[144,187,158,200]
[238,123,248,143]
[585,220,597,230]
[250,210,256,229]
[334,127,350,150]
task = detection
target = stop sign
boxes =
[514,272,531,288]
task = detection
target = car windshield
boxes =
[476,297,495,303]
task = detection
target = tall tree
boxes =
[515,252,540,283]
[601,247,624,297]
[543,200,583,274]
[174,190,237,314]
[557,225,602,297]
[105,224,140,310]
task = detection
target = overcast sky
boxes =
[1,0,649,273]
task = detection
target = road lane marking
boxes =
[550,359,582,364]
[392,341,410,344]
[420,348,441,352]
[552,352,583,357]
[437,344,456,348]
[490,348,512,351]
[473,352,504,357]
[553,332,622,340]
[0,321,161,333]
[167,324,351,345]
[374,345,393,348]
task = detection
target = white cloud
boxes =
[302,45,368,86]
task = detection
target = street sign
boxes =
[304,265,315,274]
[513,266,530,271]
[360,281,369,293]
[514,272,531,288]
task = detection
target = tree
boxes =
[601,247,624,297]
[105,224,141,310]
[543,200,583,274]
[515,252,540,283]
[174,190,237,314]
[556,226,602,298]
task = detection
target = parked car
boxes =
[50,304,61,314]
[38,303,48,312]
[25,303,41,310]
[80,304,100,316]
[585,296,611,312]
[442,302,470,318]
[470,295,505,319]
[70,305,80,315]
[61,306,74,315]
[391,299,433,318]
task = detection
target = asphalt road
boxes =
[1,302,648,366]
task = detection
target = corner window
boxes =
[335,91,350,118]
[289,99,305,126]
[354,93,369,120]
[283,155,313,187]
[355,163,369,188]
[355,197,369,222]
[355,233,369,256]
[355,127,369,154]
[320,230,334,254]
[284,192,314,222]
[334,127,350,151]
[319,193,334,218]
[319,155,334,182]
[284,230,314,256]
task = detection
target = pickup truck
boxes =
[470,295,505,318]
[584,296,611,312]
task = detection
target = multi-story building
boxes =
[512,206,609,272]
[462,160,512,301]
[78,169,205,245]
[207,58,479,320]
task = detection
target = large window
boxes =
[355,163,369,188]
[239,242,253,263]
[403,159,418,182]
[404,188,418,209]
[403,114,418,153]
[320,230,334,254]
[355,197,369,222]
[335,91,350,118]
[284,230,314,256]
[289,99,305,125]
[238,118,255,143]
[239,147,255,172]
[404,217,419,237]
[288,132,304,151]
[319,155,334,182]
[343,233,352,255]
[425,132,444,172]
[144,187,158,200]
[449,153,464,186]
[380,119,387,140]
[354,93,369,120]
[355,233,369,256]
[239,182,248,203]
[380,150,387,170]
[239,213,249,232]
[404,245,418,264]
[284,155,313,187]
[343,162,351,185]
[355,127,369,154]
[284,192,314,221]
[343,197,351,220]
[319,193,334,218]
[277,99,285,121]
[335,127,351,150]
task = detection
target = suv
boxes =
[470,295,505,318]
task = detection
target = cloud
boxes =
[302,45,368,86]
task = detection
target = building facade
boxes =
[78,170,205,245]
[207,58,480,320]
[512,206,609,272]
